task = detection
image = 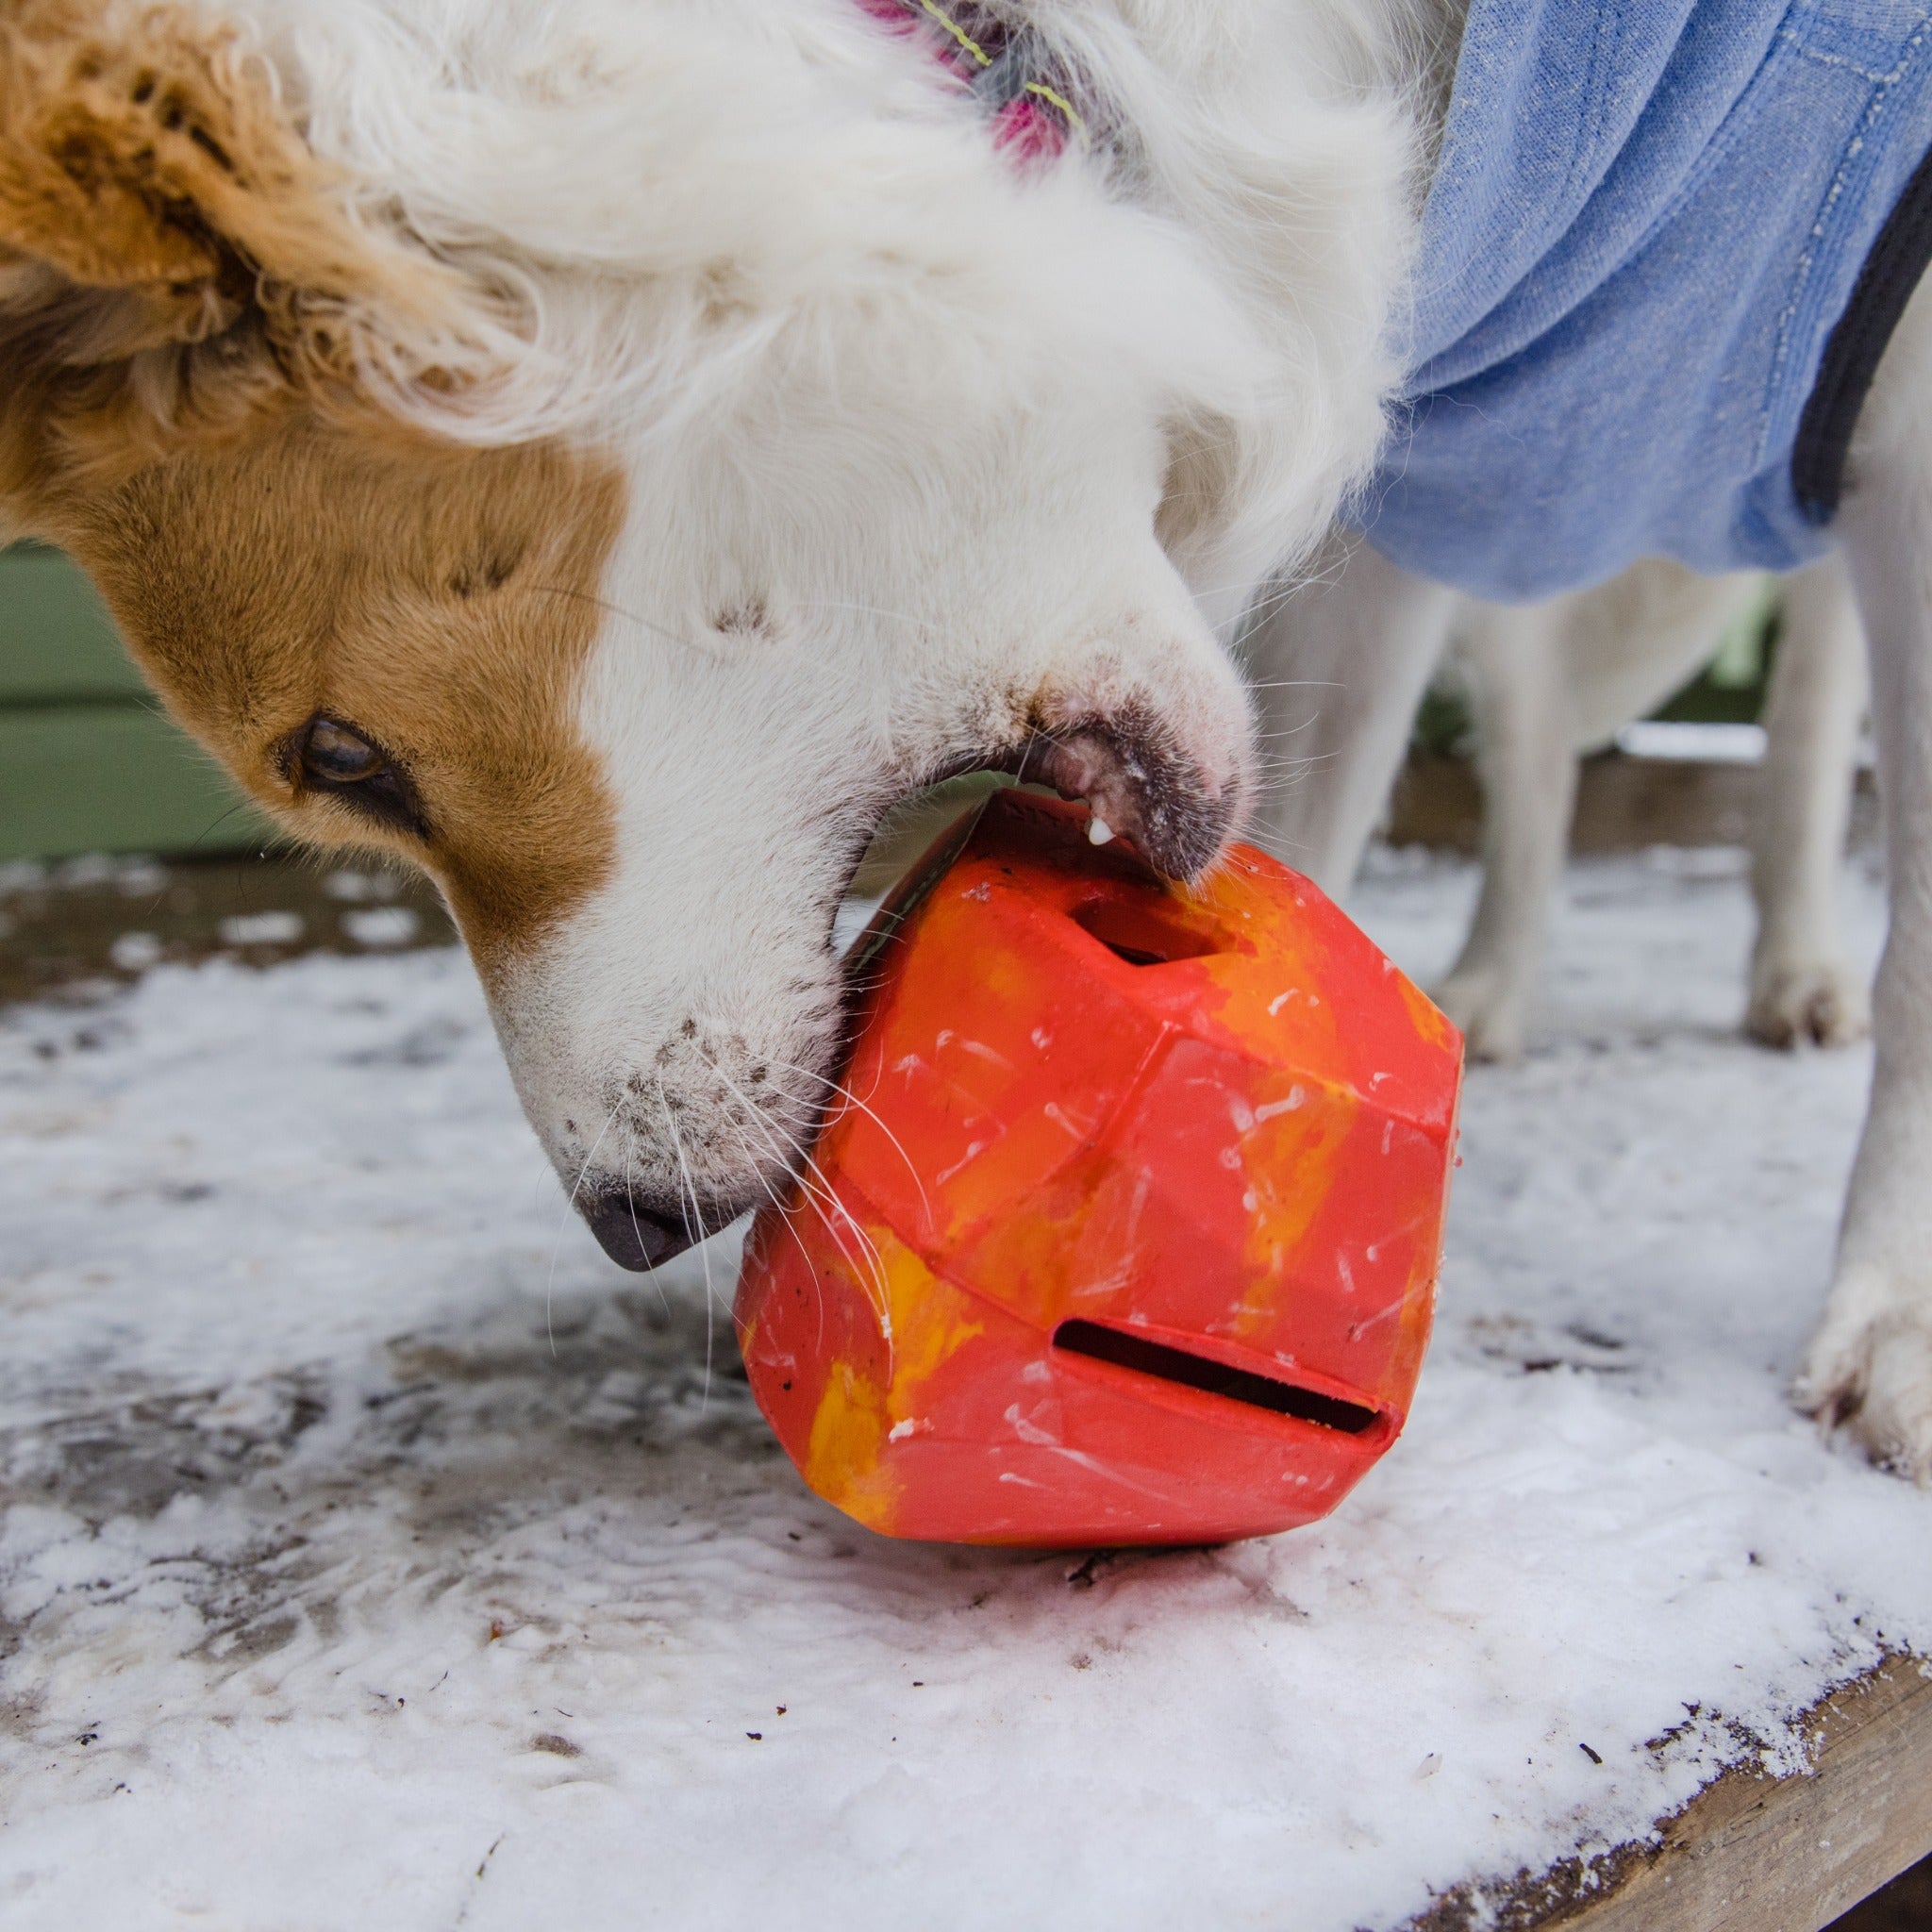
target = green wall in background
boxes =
[0,542,275,862]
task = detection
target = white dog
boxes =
[1413,556,1870,1063]
[1,0,1929,1473]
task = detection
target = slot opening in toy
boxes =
[1051,1320,1380,1434]
[1070,897,1219,969]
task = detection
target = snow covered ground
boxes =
[2,845,1929,1931]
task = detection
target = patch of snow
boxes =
[341,906,423,949]
[1613,720,1766,763]
[108,932,163,973]
[325,868,406,904]
[0,849,1926,1931]
[217,911,306,947]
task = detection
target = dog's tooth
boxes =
[1088,814,1115,846]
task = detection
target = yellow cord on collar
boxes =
[1023,77,1087,142]
[918,0,991,67]
[907,1,1090,149]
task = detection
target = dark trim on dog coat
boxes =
[1793,141,1932,524]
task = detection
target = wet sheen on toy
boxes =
[736,790,1463,1546]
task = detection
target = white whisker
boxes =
[706,1054,892,1335]
[545,1105,617,1361]
[767,1055,932,1232]
[656,1079,720,1415]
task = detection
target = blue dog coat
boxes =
[1363,0,1932,601]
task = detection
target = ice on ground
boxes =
[1,848,1928,1931]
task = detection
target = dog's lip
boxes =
[836,760,1002,901]
[927,721,1234,883]
[839,718,1226,919]
[831,699,1240,985]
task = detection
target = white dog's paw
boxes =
[1745,952,1871,1050]
[1430,966,1528,1064]
[1795,1278,1932,1483]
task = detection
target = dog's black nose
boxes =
[580,1191,707,1271]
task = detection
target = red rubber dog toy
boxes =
[737,790,1461,1546]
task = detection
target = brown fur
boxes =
[48,417,626,980]
[0,2,622,978]
[0,0,479,502]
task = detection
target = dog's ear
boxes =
[0,0,471,518]
[1158,407,1244,571]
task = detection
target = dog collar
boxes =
[855,0,1092,164]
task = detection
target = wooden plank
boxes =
[0,706,275,861]
[0,541,146,703]
[1385,747,1880,857]
[1408,1658,1932,1931]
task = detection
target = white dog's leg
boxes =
[1795,291,1932,1474]
[1245,535,1456,895]
[1746,553,1872,1048]
[1433,599,1578,1061]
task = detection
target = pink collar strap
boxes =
[855,0,1092,165]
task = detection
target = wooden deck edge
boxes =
[1400,1656,1932,1932]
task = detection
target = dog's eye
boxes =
[303,717,386,783]
[291,714,428,838]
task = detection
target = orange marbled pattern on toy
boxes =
[737,792,1462,1546]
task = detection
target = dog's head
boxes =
[0,1,1319,1267]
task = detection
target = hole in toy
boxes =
[1070,897,1218,968]
[1052,1321,1379,1434]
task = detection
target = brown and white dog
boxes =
[3,0,1929,1475]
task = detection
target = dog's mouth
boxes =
[573,701,1244,1276]
[849,703,1241,908]
[993,705,1239,883]
[824,700,1241,1129]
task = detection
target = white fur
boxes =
[1746,556,1873,1052]
[250,0,1418,612]
[1791,274,1932,1477]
